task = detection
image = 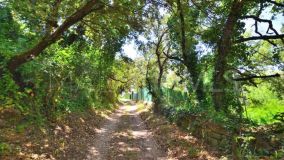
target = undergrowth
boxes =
[245,100,284,124]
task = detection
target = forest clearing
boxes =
[0,0,284,159]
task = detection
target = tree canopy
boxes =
[0,0,283,158]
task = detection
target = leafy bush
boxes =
[244,83,284,124]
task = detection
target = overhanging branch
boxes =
[163,51,184,63]
[237,15,284,44]
[235,34,284,43]
[7,0,104,89]
[233,73,281,81]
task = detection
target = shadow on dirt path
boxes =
[86,100,166,160]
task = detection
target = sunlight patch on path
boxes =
[86,102,166,160]
[86,106,122,160]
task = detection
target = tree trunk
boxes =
[212,0,244,111]
[7,0,102,89]
[177,0,205,104]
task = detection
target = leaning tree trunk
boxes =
[212,0,244,111]
[7,0,103,90]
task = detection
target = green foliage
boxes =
[163,88,189,107]
[245,83,284,124]
[0,0,146,121]
[246,102,283,124]
[0,5,35,57]
[0,142,12,156]
[0,0,283,158]
[272,148,284,160]
[0,4,36,112]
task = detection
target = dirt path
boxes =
[86,101,165,160]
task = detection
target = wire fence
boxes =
[123,87,189,104]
